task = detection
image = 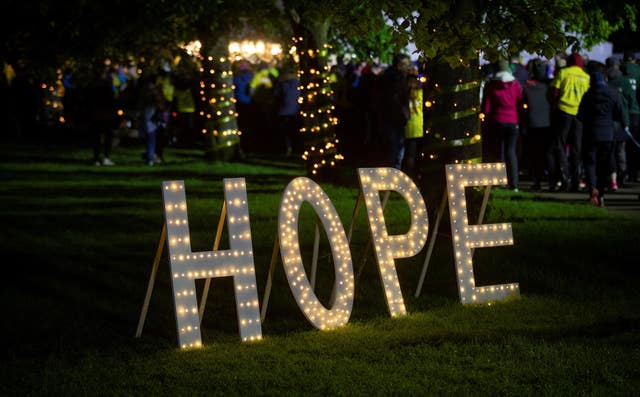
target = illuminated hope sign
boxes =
[161,165,519,348]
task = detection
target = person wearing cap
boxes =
[606,57,633,189]
[549,52,590,192]
[481,59,523,191]
[622,51,640,94]
[577,71,624,207]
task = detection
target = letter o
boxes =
[278,177,354,330]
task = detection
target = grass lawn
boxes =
[1,135,639,396]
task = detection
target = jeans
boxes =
[381,120,405,169]
[141,108,158,164]
[145,129,157,164]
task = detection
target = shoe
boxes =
[94,161,101,166]
[154,154,163,164]
[558,178,570,192]
[102,158,115,166]
[147,161,154,166]
[589,189,599,206]
[599,197,605,208]
[512,188,519,193]
[579,180,587,190]
[611,181,618,191]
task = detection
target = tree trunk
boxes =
[200,37,242,161]
[419,59,483,212]
[290,16,341,180]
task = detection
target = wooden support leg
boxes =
[355,190,391,284]
[135,224,167,338]
[414,185,492,298]
[198,201,227,322]
[347,192,363,243]
[477,186,491,226]
[414,190,448,298]
[310,220,320,289]
[260,238,280,322]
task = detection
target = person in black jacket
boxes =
[377,54,412,168]
[577,71,624,207]
[86,66,118,166]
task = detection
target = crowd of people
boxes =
[232,59,301,155]
[233,53,424,174]
[481,51,640,207]
[4,49,640,207]
[320,54,424,175]
[83,58,231,166]
[84,57,305,166]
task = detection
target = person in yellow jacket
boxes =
[549,52,590,191]
[401,67,424,180]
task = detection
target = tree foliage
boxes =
[378,0,637,65]
[2,0,188,77]
[0,0,282,81]
[328,4,398,64]
[3,0,636,79]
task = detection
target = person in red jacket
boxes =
[481,59,523,191]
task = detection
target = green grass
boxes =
[1,138,639,396]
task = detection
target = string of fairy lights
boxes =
[279,176,355,329]
[198,55,241,152]
[445,163,520,304]
[157,162,520,349]
[40,69,66,125]
[357,168,429,316]
[188,40,485,170]
[33,40,484,171]
[291,37,343,176]
[422,58,484,165]
[162,180,263,348]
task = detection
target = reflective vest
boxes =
[405,88,423,139]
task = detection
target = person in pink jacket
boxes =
[481,59,523,190]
